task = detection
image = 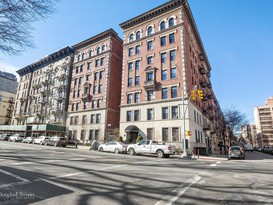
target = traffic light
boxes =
[186,130,191,136]
[190,90,196,101]
[197,90,204,101]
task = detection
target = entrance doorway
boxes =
[125,125,139,143]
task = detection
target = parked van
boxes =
[244,143,254,152]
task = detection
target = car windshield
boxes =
[230,147,240,150]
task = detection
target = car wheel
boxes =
[99,147,103,152]
[114,148,119,154]
[128,148,135,156]
[156,150,164,158]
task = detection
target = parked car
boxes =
[0,134,8,141]
[244,143,254,152]
[40,136,51,145]
[66,139,80,148]
[33,136,47,145]
[127,140,176,158]
[228,145,245,160]
[9,134,23,142]
[44,136,67,147]
[22,137,33,143]
[98,141,127,154]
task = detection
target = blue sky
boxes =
[0,0,273,123]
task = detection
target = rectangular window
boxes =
[77,90,81,97]
[91,114,95,124]
[169,33,175,44]
[147,108,153,120]
[171,106,178,119]
[162,70,167,80]
[74,78,78,85]
[70,117,74,125]
[147,41,153,50]
[97,99,102,108]
[171,67,177,79]
[81,130,86,141]
[95,130,99,140]
[162,88,168,99]
[170,50,176,61]
[135,93,140,103]
[129,48,133,56]
[135,45,140,54]
[146,72,153,81]
[98,84,102,93]
[100,57,104,66]
[160,36,166,46]
[100,71,103,79]
[86,75,90,81]
[135,60,140,72]
[161,53,166,63]
[171,86,177,98]
[127,94,132,104]
[162,128,169,141]
[92,100,96,108]
[87,62,91,70]
[73,90,76,98]
[96,114,101,123]
[89,130,94,141]
[134,110,140,121]
[94,72,98,81]
[128,77,133,87]
[127,111,132,121]
[80,65,84,72]
[128,62,133,72]
[135,76,140,86]
[82,115,87,124]
[147,128,154,140]
[83,101,88,109]
[147,56,153,64]
[93,86,97,94]
[162,107,168,119]
[172,127,179,141]
[95,59,100,67]
[75,116,79,124]
[79,77,82,85]
[76,102,80,110]
[147,90,153,101]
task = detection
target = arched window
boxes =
[147,26,153,35]
[77,55,80,61]
[169,18,174,27]
[89,50,93,57]
[81,53,85,60]
[97,47,101,54]
[129,34,134,41]
[102,45,105,52]
[160,21,166,30]
[136,31,141,40]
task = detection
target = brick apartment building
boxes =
[66,29,123,143]
[119,0,223,153]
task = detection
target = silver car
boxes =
[98,141,127,154]
[228,146,245,160]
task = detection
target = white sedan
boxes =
[33,136,46,144]
[98,141,127,154]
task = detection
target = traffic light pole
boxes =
[182,85,197,158]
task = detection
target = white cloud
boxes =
[0,60,20,78]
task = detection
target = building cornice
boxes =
[120,0,183,29]
[72,28,123,50]
[16,46,74,76]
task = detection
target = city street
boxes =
[0,141,273,205]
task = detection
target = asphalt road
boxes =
[0,141,273,205]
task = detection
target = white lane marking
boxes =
[56,172,83,178]
[0,168,30,188]
[99,164,127,170]
[216,161,221,164]
[155,175,202,205]
[210,164,217,167]
[12,162,34,165]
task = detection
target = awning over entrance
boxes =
[125,125,139,133]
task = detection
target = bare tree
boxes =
[0,0,58,55]
[223,107,248,146]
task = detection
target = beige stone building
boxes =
[254,96,273,146]
[66,29,123,144]
[11,47,74,136]
[119,0,223,154]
